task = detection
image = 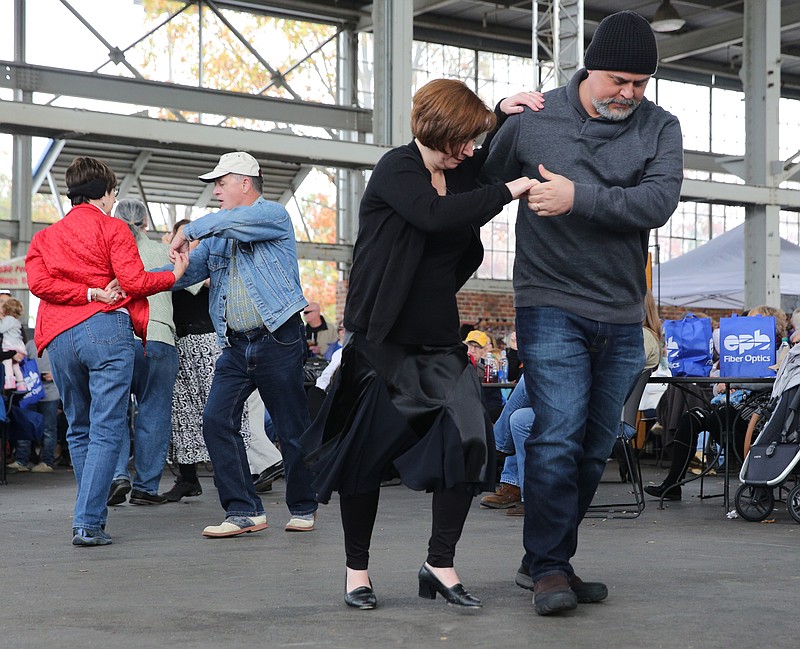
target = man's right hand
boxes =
[170,229,189,259]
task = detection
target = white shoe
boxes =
[6,461,28,472]
[31,462,54,473]
[285,513,316,532]
[202,515,268,538]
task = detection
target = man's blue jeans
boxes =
[203,314,316,518]
[47,312,136,530]
[113,340,179,495]
[516,306,643,581]
[14,399,59,467]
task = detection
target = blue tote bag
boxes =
[18,357,45,409]
[663,313,714,377]
[719,314,776,377]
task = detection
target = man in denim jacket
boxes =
[169,151,317,536]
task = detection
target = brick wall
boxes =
[657,305,738,328]
[335,280,737,334]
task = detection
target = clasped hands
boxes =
[525,163,574,217]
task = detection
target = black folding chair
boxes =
[586,368,653,519]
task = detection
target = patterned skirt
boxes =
[169,332,250,464]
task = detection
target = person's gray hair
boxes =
[115,198,148,238]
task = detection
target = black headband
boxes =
[66,178,108,200]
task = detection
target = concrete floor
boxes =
[1,460,799,649]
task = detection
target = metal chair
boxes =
[586,368,653,519]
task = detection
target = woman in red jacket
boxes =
[26,156,188,547]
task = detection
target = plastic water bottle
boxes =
[484,355,498,383]
[777,336,790,368]
[498,350,508,383]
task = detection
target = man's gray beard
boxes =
[592,97,640,121]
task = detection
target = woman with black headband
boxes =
[25,156,189,547]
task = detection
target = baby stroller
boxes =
[735,345,800,523]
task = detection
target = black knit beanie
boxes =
[584,10,658,75]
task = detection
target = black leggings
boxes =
[340,484,474,570]
[663,405,746,487]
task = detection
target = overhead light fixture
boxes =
[651,0,685,33]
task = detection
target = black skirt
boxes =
[302,333,495,503]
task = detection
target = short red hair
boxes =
[411,79,496,154]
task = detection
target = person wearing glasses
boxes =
[304,79,541,611]
[25,156,189,546]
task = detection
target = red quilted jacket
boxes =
[26,202,175,352]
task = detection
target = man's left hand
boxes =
[527,164,574,216]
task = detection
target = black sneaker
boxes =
[253,460,284,491]
[107,478,132,506]
[162,477,203,502]
[129,489,168,505]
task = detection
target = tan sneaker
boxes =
[479,483,521,509]
[31,462,54,473]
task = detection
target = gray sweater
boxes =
[481,69,683,324]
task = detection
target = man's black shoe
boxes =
[129,489,168,505]
[107,478,132,506]
[254,460,284,491]
[533,574,578,616]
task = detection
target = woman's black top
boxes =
[172,286,214,337]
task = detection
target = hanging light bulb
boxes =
[651,0,686,33]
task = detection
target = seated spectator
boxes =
[307,322,345,419]
[645,305,786,500]
[480,376,533,515]
[0,297,28,392]
[506,331,522,383]
[8,339,61,473]
[465,329,503,421]
[324,321,345,361]
[304,301,337,358]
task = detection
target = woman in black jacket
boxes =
[304,79,541,610]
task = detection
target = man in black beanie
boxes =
[481,10,683,615]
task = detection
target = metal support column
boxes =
[372,0,413,146]
[336,26,363,282]
[11,0,32,317]
[742,0,781,309]
[533,0,584,90]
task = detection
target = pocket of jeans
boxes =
[270,318,303,347]
[84,312,131,346]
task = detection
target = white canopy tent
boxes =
[653,224,800,310]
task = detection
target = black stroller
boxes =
[735,345,800,523]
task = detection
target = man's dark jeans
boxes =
[203,314,316,517]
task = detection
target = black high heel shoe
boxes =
[344,578,377,610]
[418,564,481,608]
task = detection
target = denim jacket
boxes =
[170,197,306,348]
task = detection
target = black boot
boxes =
[644,482,682,501]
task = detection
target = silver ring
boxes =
[534,202,540,211]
